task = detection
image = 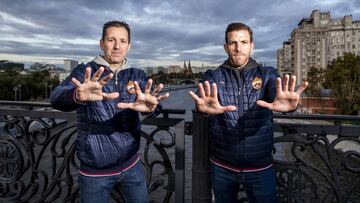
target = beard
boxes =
[229,55,249,68]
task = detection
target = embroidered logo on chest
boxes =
[251,77,262,90]
[127,81,136,94]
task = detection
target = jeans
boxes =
[79,161,148,203]
[210,162,277,203]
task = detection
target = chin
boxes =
[110,58,123,63]
[231,60,245,67]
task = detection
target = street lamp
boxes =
[49,84,53,98]
[44,82,48,100]
[13,86,18,101]
[18,84,21,101]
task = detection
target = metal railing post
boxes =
[192,110,212,203]
[175,120,185,203]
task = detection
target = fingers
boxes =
[71,77,82,88]
[90,66,104,82]
[289,75,296,92]
[296,81,309,94]
[99,73,114,86]
[133,81,142,95]
[156,93,169,101]
[198,83,206,98]
[276,78,282,96]
[210,83,218,98]
[84,67,91,83]
[145,79,153,94]
[282,74,289,92]
[204,81,211,97]
[151,83,163,96]
[189,91,200,101]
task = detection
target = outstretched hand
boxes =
[117,79,169,112]
[189,81,237,115]
[72,66,119,102]
[256,74,308,112]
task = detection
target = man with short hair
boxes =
[50,21,169,203]
[189,22,308,202]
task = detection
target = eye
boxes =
[241,41,249,45]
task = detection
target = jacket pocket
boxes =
[80,131,139,168]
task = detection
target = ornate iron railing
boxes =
[272,114,360,203]
[0,101,185,203]
[1,101,360,203]
[191,111,360,203]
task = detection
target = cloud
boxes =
[0,0,359,67]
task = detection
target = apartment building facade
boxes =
[277,10,360,84]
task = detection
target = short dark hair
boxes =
[225,22,253,44]
[102,21,131,42]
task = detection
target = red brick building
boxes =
[301,97,336,114]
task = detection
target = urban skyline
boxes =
[0,0,360,68]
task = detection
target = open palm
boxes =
[71,66,119,102]
[256,75,308,112]
[117,79,169,112]
[189,81,237,115]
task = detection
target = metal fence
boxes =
[0,101,185,203]
[192,111,360,203]
[1,101,360,203]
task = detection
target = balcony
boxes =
[0,101,359,203]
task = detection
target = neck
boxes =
[237,59,249,70]
[108,60,124,72]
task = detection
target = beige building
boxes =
[166,65,183,74]
[277,40,292,75]
[277,10,360,84]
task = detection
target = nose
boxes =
[114,40,120,49]
[235,43,242,52]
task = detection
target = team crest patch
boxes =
[251,77,262,90]
[127,81,136,94]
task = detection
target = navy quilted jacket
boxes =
[205,58,279,169]
[50,56,160,174]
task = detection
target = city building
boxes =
[64,59,78,72]
[277,40,292,76]
[166,65,183,74]
[277,10,360,84]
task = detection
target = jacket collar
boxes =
[220,57,260,72]
[91,55,131,71]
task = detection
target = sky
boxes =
[0,0,359,68]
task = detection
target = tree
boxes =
[0,69,59,101]
[306,67,326,97]
[325,53,360,115]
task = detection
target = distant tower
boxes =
[184,59,193,76]
[183,60,187,73]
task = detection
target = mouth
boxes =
[112,52,122,56]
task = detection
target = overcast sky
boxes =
[0,0,359,68]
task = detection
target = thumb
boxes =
[222,105,237,112]
[117,102,133,109]
[102,92,119,100]
[256,100,273,110]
